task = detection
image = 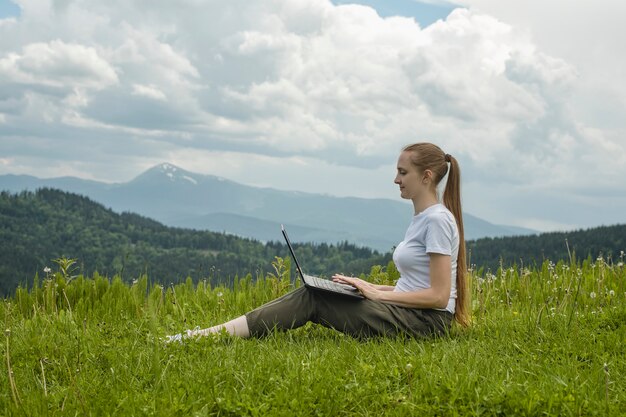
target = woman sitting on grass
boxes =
[166,142,470,342]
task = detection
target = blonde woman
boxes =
[166,142,469,342]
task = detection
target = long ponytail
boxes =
[403,143,470,327]
[442,156,470,327]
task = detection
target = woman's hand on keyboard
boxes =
[332,275,382,300]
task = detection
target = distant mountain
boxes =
[0,163,536,251]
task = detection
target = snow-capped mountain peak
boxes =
[134,163,201,185]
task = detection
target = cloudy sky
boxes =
[1,0,625,232]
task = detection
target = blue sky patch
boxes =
[332,0,458,27]
[0,0,20,19]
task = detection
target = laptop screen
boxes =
[281,225,306,280]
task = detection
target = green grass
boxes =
[2,257,625,416]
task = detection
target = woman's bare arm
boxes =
[333,253,452,309]
[332,276,395,291]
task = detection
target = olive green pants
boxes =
[245,286,453,340]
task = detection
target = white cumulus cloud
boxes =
[0,0,624,230]
[0,40,118,89]
[131,84,167,101]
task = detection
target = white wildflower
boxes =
[590,292,597,299]
[217,292,223,298]
[609,290,615,297]
[43,267,51,274]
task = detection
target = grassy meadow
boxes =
[1,256,625,416]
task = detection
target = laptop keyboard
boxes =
[304,274,358,293]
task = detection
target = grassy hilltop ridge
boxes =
[1,257,625,416]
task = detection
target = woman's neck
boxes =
[412,194,438,216]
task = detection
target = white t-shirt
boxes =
[393,203,459,313]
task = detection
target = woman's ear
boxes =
[422,169,433,184]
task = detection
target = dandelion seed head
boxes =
[217,292,223,298]
[609,290,615,297]
[590,292,597,299]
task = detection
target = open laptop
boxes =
[281,225,364,299]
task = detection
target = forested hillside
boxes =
[0,189,390,295]
[468,224,626,270]
[2,188,624,295]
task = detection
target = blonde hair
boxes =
[403,143,470,327]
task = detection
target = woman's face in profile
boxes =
[394,151,424,200]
